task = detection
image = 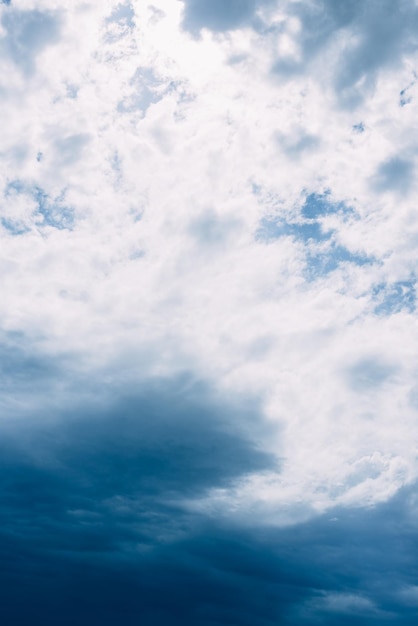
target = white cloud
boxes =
[1,0,418,524]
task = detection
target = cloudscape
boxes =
[1,1,418,623]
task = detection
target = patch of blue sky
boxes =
[372,280,416,315]
[1,218,29,236]
[301,192,354,219]
[352,122,365,133]
[306,245,372,281]
[256,215,372,279]
[256,217,333,244]
[34,187,74,231]
[106,2,135,28]
[3,180,74,233]
[117,68,172,115]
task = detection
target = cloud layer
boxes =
[1,1,418,623]
[0,349,417,624]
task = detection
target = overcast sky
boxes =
[1,1,418,624]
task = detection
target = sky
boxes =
[1,0,418,623]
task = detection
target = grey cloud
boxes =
[54,133,91,166]
[1,8,62,75]
[321,0,363,28]
[1,450,418,625]
[272,0,418,106]
[0,334,418,626]
[345,357,397,391]
[158,0,418,104]
[0,380,276,504]
[333,0,418,101]
[371,157,415,193]
[181,0,273,34]
[1,339,417,625]
[275,130,320,159]
[0,353,281,622]
[0,342,418,626]
[188,209,241,248]
[0,337,278,543]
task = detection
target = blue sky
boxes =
[1,1,418,624]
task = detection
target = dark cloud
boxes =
[271,0,418,106]
[332,0,418,103]
[1,444,418,625]
[0,375,277,507]
[0,356,281,624]
[182,0,418,92]
[321,0,363,28]
[0,340,417,624]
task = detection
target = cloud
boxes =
[373,280,416,315]
[371,157,415,193]
[270,0,418,105]
[1,180,75,233]
[1,7,62,75]
[1,2,418,621]
[0,337,278,521]
[181,0,263,33]
[0,0,417,518]
[345,356,397,391]
[0,396,418,626]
